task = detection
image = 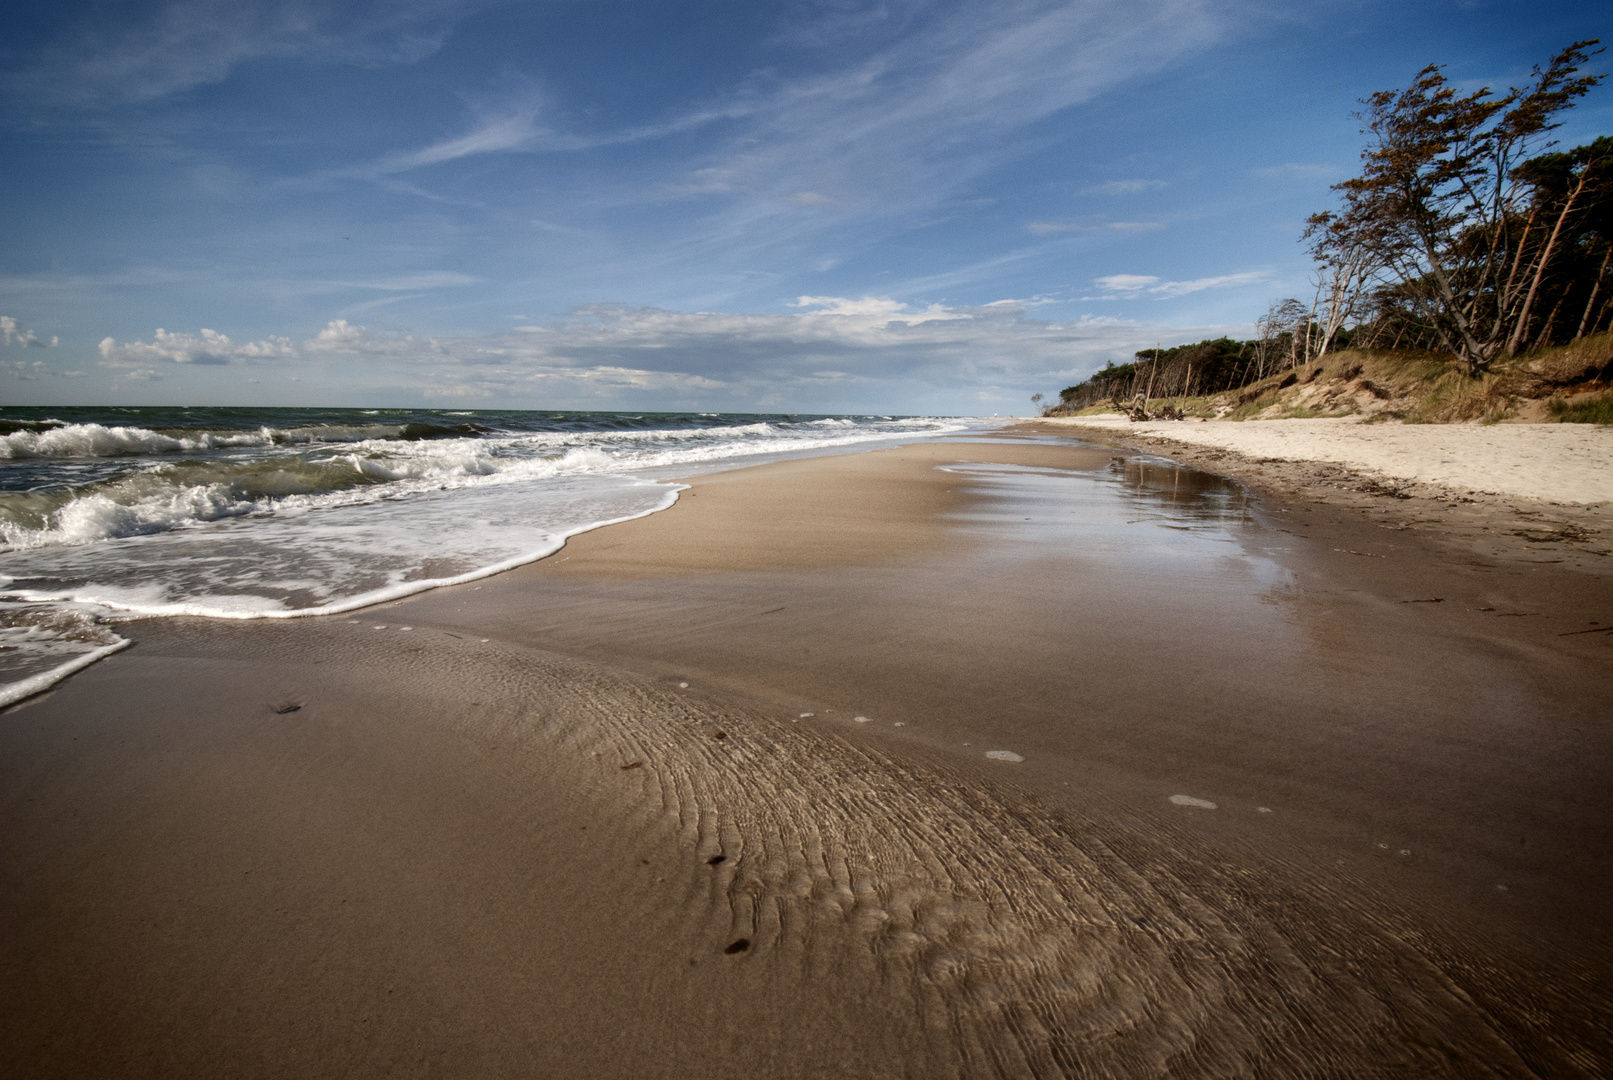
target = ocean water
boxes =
[0,407,981,704]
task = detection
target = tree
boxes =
[1304,212,1382,356]
[1318,41,1604,375]
[1508,136,1613,346]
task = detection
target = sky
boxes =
[1,0,1607,414]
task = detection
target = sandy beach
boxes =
[4,429,1611,1077]
[1040,413,1613,504]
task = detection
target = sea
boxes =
[0,406,986,705]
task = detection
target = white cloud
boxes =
[1026,219,1164,236]
[7,0,470,111]
[1,316,42,347]
[98,327,296,366]
[74,295,1254,409]
[301,319,434,355]
[333,272,482,291]
[284,300,1249,409]
[374,106,546,174]
[1086,179,1167,195]
[1093,274,1162,292]
[788,295,969,323]
[1089,270,1268,299]
[509,0,1228,261]
[1251,162,1342,181]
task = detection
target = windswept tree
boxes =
[1304,213,1382,357]
[1507,135,1613,347]
[1316,41,1605,375]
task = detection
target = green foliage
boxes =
[1314,42,1608,373]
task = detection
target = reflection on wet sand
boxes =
[3,436,1608,1078]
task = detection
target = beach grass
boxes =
[1549,391,1613,424]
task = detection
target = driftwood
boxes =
[1117,392,1185,422]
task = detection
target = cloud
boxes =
[1026,219,1164,236]
[1086,179,1167,195]
[1094,274,1162,292]
[301,319,436,355]
[6,0,473,112]
[98,327,296,366]
[788,295,969,322]
[373,105,546,174]
[295,299,1249,408]
[1,315,52,347]
[333,272,482,291]
[1088,270,1268,299]
[1251,162,1342,181]
[532,0,1228,260]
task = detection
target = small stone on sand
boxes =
[986,750,1024,763]
[854,716,873,723]
[1169,794,1217,810]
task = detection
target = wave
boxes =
[0,417,975,551]
[0,410,990,704]
[0,420,505,461]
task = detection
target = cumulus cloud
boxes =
[297,299,1247,409]
[98,327,296,366]
[80,298,1252,409]
[1,318,36,347]
[1,316,47,347]
[1088,270,1268,299]
[301,319,438,355]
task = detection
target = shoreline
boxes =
[4,432,1610,1076]
[1028,416,1613,577]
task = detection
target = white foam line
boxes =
[17,484,688,622]
[0,637,132,709]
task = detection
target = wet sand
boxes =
[3,434,1610,1077]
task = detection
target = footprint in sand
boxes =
[1169,794,1217,810]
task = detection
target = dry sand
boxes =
[1039,414,1613,504]
[3,434,1611,1078]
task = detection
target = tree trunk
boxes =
[1533,293,1568,349]
[1576,248,1612,339]
[1508,171,1588,355]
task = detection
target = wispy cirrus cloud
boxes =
[331,272,482,291]
[1086,270,1268,299]
[1251,162,1342,181]
[3,0,476,113]
[463,0,1231,274]
[1085,179,1167,195]
[1025,218,1165,236]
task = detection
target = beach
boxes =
[4,427,1611,1077]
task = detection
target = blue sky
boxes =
[1,0,1607,413]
